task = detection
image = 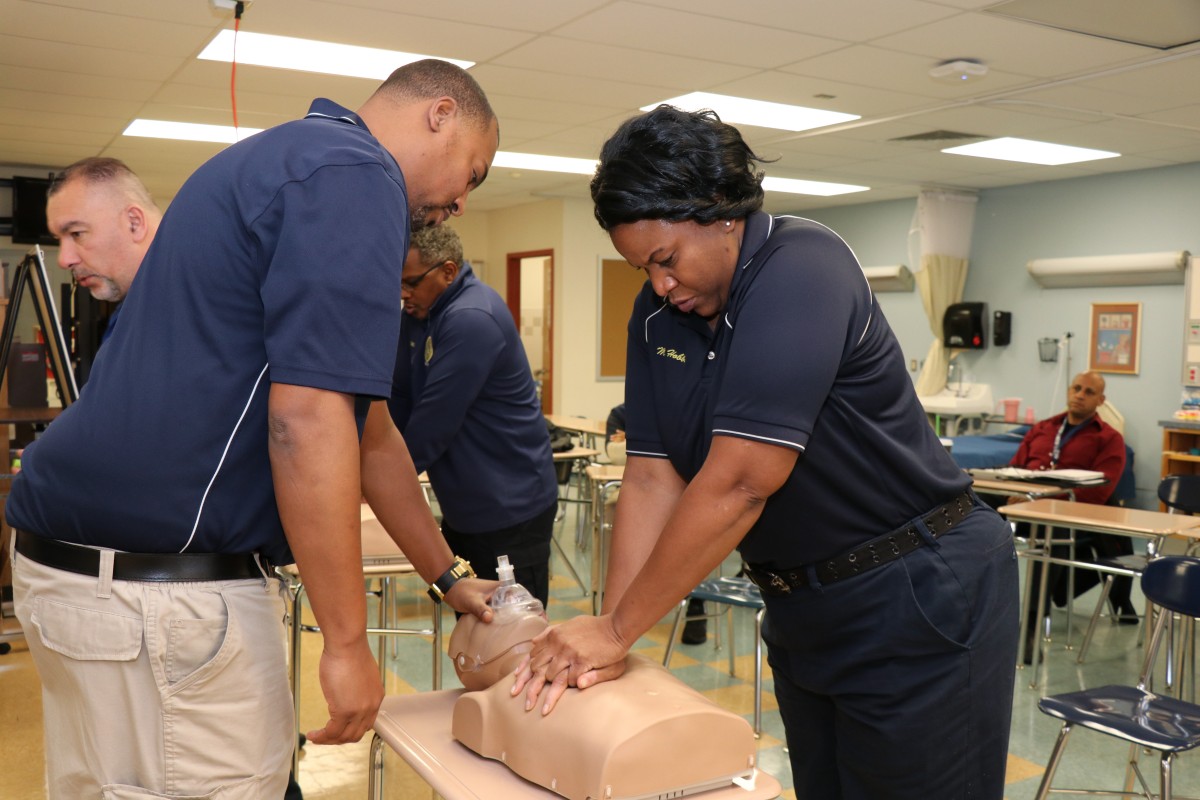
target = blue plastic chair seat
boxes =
[1032,554,1200,799]
[688,576,764,609]
[663,575,766,735]
[1039,685,1200,752]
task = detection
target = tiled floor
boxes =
[4,502,1200,799]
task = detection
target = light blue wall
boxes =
[800,162,1200,508]
[795,200,927,378]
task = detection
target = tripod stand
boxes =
[0,245,78,409]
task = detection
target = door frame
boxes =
[506,249,554,413]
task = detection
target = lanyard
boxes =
[1050,418,1085,468]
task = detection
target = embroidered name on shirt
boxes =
[656,347,686,363]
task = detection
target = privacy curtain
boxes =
[909,190,978,396]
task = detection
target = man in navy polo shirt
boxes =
[8,59,499,799]
[382,225,558,606]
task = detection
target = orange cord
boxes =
[230,15,240,131]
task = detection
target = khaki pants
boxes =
[13,548,294,799]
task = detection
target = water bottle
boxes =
[489,555,544,620]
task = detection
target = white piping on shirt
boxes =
[626,448,670,459]
[713,428,805,451]
[643,302,670,343]
[179,362,271,553]
[304,111,359,125]
[775,214,874,348]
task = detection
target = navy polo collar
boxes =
[427,263,475,319]
[735,210,774,273]
[304,98,369,133]
[722,210,775,329]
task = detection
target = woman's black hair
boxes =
[589,105,768,230]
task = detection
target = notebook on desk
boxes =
[969,467,1107,486]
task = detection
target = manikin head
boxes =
[449,605,548,690]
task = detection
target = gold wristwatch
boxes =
[427,556,475,603]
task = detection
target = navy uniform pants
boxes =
[763,502,1019,799]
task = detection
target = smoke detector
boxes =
[929,59,989,83]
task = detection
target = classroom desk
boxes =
[552,447,601,595]
[367,689,782,800]
[585,463,624,614]
[970,477,1076,502]
[998,499,1200,688]
[545,414,607,451]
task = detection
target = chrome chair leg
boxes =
[1033,723,1073,800]
[662,598,688,668]
[1077,575,1114,664]
[753,606,764,737]
[368,732,384,800]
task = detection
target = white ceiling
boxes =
[4,0,1200,215]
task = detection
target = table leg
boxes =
[1031,522,1053,689]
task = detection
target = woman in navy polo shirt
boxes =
[515,106,1018,800]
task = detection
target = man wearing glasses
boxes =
[376,224,558,605]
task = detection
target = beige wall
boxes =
[452,197,628,420]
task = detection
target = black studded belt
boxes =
[743,490,976,596]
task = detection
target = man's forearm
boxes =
[361,401,455,581]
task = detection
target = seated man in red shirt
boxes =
[1013,371,1132,658]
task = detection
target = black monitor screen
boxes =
[11,176,56,246]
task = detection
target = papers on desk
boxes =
[969,467,1107,485]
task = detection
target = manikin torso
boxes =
[448,602,758,800]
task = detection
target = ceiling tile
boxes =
[492,36,760,88]
[638,0,958,41]
[553,2,844,68]
[871,11,1149,77]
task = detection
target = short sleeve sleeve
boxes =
[713,228,871,451]
[259,163,406,398]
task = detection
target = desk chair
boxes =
[1076,474,1200,664]
[1034,555,1200,800]
[282,507,442,775]
[663,576,766,735]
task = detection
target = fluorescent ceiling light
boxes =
[642,91,858,132]
[120,124,868,196]
[762,176,868,196]
[198,30,473,80]
[942,137,1119,165]
[492,152,598,175]
[494,152,866,193]
[123,119,264,143]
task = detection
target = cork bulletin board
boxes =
[598,258,647,379]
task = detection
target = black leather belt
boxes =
[744,490,976,596]
[15,530,267,582]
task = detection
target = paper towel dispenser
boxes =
[943,302,986,349]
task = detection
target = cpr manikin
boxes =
[449,557,758,800]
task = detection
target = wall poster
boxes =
[1088,302,1141,375]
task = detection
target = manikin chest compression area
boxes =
[447,556,759,800]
